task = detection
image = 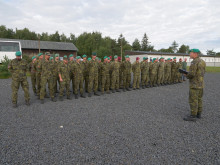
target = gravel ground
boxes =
[0,73,220,165]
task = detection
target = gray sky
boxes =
[1,0,220,53]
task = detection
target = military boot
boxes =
[183,115,197,122]
[12,103,17,108]
[142,85,145,89]
[106,90,111,94]
[59,96,63,101]
[88,93,92,97]
[112,90,115,93]
[67,95,71,100]
[25,100,30,106]
[116,89,121,92]
[94,92,100,96]
[123,88,126,92]
[51,97,57,102]
[80,93,86,98]
[40,99,44,104]
[126,88,131,91]
[197,112,202,119]
[75,94,78,99]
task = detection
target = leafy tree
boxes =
[15,28,38,40]
[216,52,220,56]
[171,40,179,53]
[178,44,190,53]
[49,31,61,42]
[158,47,174,53]
[132,38,141,51]
[141,33,149,51]
[206,49,216,56]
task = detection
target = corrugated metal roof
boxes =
[0,38,78,51]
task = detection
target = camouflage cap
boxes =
[15,51,22,56]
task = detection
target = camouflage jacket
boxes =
[140,61,149,75]
[29,61,37,74]
[88,59,99,75]
[8,59,28,81]
[82,60,88,76]
[164,62,171,73]
[171,61,178,71]
[149,62,158,74]
[72,62,83,78]
[38,59,53,78]
[177,62,182,69]
[58,62,71,81]
[186,57,206,89]
[121,61,132,75]
[110,61,120,75]
[158,61,165,73]
[100,62,110,76]
[132,61,141,74]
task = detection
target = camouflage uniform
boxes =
[119,62,123,88]
[157,61,165,85]
[88,59,99,94]
[100,62,110,93]
[29,61,37,94]
[186,57,206,116]
[171,61,178,83]
[35,58,42,96]
[38,59,55,100]
[164,61,171,84]
[110,61,120,91]
[54,60,61,93]
[8,58,30,104]
[141,61,149,87]
[177,61,183,82]
[58,62,71,98]
[121,61,131,89]
[69,60,75,93]
[72,62,84,96]
[82,60,89,92]
[149,62,158,87]
[132,61,141,89]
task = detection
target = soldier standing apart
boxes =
[88,52,100,97]
[58,55,71,101]
[8,51,30,107]
[38,53,56,103]
[183,49,206,121]
[29,56,37,95]
[157,57,165,86]
[72,56,86,99]
[182,58,187,81]
[132,57,141,90]
[122,55,132,91]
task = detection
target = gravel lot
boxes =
[0,73,220,164]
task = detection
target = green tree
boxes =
[0,25,15,38]
[171,40,179,53]
[216,52,220,56]
[206,49,216,56]
[141,33,149,51]
[40,32,49,41]
[49,31,61,42]
[132,38,141,51]
[15,28,38,40]
[178,44,190,53]
[158,46,174,53]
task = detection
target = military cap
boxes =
[76,56,81,59]
[118,57,121,61]
[136,57,140,60]
[125,55,129,58]
[45,52,51,56]
[38,53,43,57]
[143,57,147,60]
[153,58,157,61]
[15,51,22,56]
[88,57,91,61]
[189,49,200,53]
[32,56,36,60]
[92,52,97,56]
[69,54,73,58]
[160,57,164,59]
[82,54,87,58]
[55,54,59,57]
[108,57,110,60]
[114,55,118,59]
[104,56,107,59]
[173,57,176,59]
[49,57,54,61]
[63,55,68,59]
[167,58,171,60]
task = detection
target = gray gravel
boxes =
[0,73,220,164]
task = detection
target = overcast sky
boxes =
[1,0,220,53]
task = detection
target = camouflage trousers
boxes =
[119,71,123,88]
[111,73,119,90]
[133,73,140,89]
[101,74,110,92]
[84,74,89,92]
[40,76,54,99]
[60,80,70,97]
[31,73,36,93]
[11,79,30,104]
[36,72,41,95]
[123,73,131,89]
[74,76,84,95]
[70,73,74,93]
[98,72,102,90]
[150,73,157,86]
[88,74,98,93]
[171,70,177,83]
[189,88,204,116]
[177,72,182,82]
[141,73,149,86]
[157,72,164,85]
[164,71,171,84]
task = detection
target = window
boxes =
[0,42,20,52]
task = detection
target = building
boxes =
[125,51,220,67]
[0,38,78,57]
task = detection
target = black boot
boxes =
[80,93,86,98]
[25,100,30,106]
[126,88,131,91]
[12,103,17,108]
[142,86,145,89]
[75,94,78,99]
[40,99,44,104]
[59,96,63,101]
[183,115,197,121]
[88,93,92,97]
[112,90,115,93]
[67,95,71,100]
[123,88,126,92]
[51,97,57,102]
[94,92,100,96]
[197,112,201,119]
[116,89,120,92]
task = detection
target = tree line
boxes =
[1,25,219,57]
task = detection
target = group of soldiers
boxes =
[8,51,186,107]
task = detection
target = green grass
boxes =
[0,71,11,79]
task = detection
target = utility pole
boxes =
[38,34,41,53]
[121,39,122,60]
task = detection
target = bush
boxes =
[0,55,11,72]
